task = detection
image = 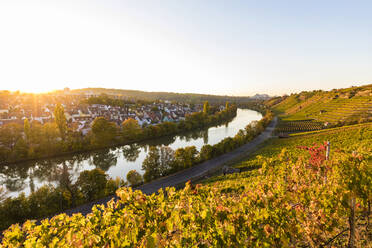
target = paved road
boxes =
[64,117,277,216]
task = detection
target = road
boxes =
[64,117,277,216]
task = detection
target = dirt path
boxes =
[64,117,277,216]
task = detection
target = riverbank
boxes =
[63,117,277,216]
[0,110,269,231]
[0,107,238,166]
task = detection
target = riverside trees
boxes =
[2,122,370,246]
[0,167,124,230]
[0,102,238,164]
[140,110,273,182]
[0,106,270,232]
[54,103,68,141]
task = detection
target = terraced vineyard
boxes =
[275,120,323,133]
[270,85,372,133]
[235,122,372,170]
[285,97,372,123]
[1,123,370,247]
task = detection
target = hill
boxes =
[1,123,370,247]
[267,84,372,133]
[65,88,255,104]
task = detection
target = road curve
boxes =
[63,117,277,216]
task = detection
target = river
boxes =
[0,109,262,198]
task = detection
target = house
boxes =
[163,115,173,122]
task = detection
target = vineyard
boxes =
[283,97,372,123]
[270,85,372,134]
[275,120,323,134]
[273,86,372,123]
[1,123,370,247]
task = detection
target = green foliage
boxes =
[174,146,198,169]
[199,144,214,162]
[78,87,253,104]
[91,117,118,147]
[126,170,143,187]
[269,85,372,132]
[275,120,324,133]
[140,111,274,181]
[0,186,6,203]
[0,103,238,164]
[142,146,175,182]
[0,168,126,231]
[76,168,108,202]
[121,118,142,141]
[2,123,370,246]
[13,137,28,159]
[2,118,370,247]
[23,118,31,143]
[54,103,68,140]
[0,123,23,150]
[84,93,133,107]
[203,101,210,114]
[105,177,126,195]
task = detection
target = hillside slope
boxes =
[269,84,372,133]
[273,84,372,122]
[1,123,370,247]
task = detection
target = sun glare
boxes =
[10,84,58,94]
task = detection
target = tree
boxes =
[200,144,214,161]
[54,161,78,207]
[121,118,142,141]
[54,103,67,140]
[91,117,118,146]
[29,121,43,146]
[0,186,7,203]
[122,144,141,162]
[158,146,175,175]
[126,170,143,186]
[23,118,31,143]
[203,101,209,114]
[28,185,63,218]
[76,168,108,201]
[91,149,118,171]
[42,122,60,154]
[0,194,30,230]
[142,146,161,182]
[174,146,198,169]
[142,146,175,182]
[0,123,23,150]
[105,177,126,195]
[13,137,28,159]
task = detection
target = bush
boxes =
[126,170,143,187]
[76,168,108,201]
[105,177,127,195]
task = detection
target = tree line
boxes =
[0,108,272,231]
[73,88,254,104]
[0,102,237,164]
[0,167,124,231]
[134,110,274,184]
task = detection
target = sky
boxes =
[0,0,371,96]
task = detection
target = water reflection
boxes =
[0,109,262,197]
[121,144,141,162]
[202,129,209,144]
[91,149,118,171]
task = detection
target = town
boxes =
[0,89,204,136]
